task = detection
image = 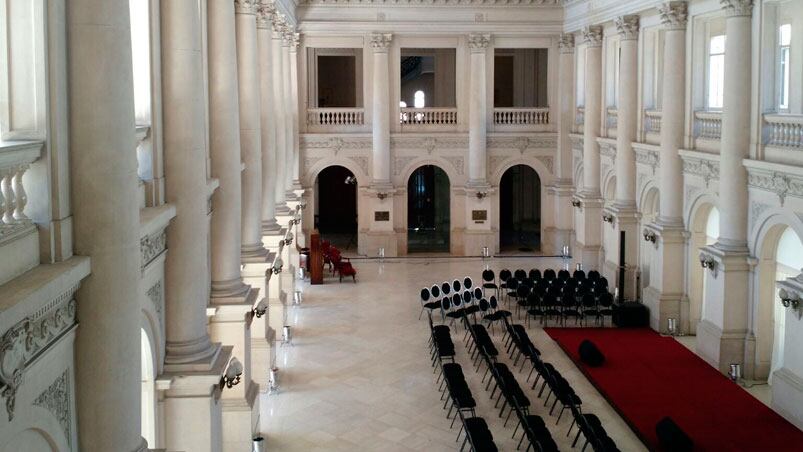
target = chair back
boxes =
[479,298,489,312]
[599,292,614,307]
[441,282,451,296]
[452,293,462,307]
[431,285,441,298]
[473,287,483,300]
[573,269,586,280]
[482,269,495,283]
[452,279,461,292]
[420,288,430,302]
[489,296,498,310]
[582,293,596,308]
[544,269,556,281]
[514,269,527,280]
[499,269,512,282]
[462,290,472,305]
[463,277,473,289]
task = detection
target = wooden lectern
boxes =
[310,230,324,285]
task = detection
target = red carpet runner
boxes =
[544,328,803,451]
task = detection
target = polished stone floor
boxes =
[258,257,647,451]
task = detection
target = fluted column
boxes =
[209,0,250,298]
[698,0,754,376]
[609,15,640,299]
[258,2,280,234]
[290,33,302,191]
[236,0,268,260]
[370,33,392,186]
[575,25,604,267]
[643,1,688,333]
[552,33,576,254]
[282,29,295,199]
[468,33,490,186]
[271,14,289,214]
[68,0,146,449]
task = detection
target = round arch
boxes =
[406,164,451,253]
[398,157,461,187]
[140,311,159,448]
[638,186,660,297]
[687,201,719,335]
[490,157,553,187]
[312,165,359,250]
[304,158,369,188]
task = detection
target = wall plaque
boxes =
[472,210,488,223]
[374,211,390,221]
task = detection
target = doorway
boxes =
[499,165,541,252]
[407,165,450,252]
[315,165,358,250]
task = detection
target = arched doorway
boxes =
[755,225,803,382]
[141,328,156,447]
[688,204,719,334]
[407,165,450,252]
[639,187,660,300]
[499,165,541,252]
[315,166,358,250]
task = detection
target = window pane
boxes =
[780,24,791,46]
[780,47,790,109]
[708,54,725,109]
[710,35,726,54]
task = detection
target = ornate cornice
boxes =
[33,371,71,445]
[634,146,660,173]
[468,33,492,52]
[681,155,720,188]
[370,33,393,52]
[747,168,803,206]
[234,0,258,15]
[659,1,688,30]
[559,33,575,53]
[291,32,301,49]
[720,0,753,17]
[615,15,640,41]
[581,26,603,48]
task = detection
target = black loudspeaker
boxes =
[613,302,650,327]
[578,340,605,367]
[655,416,694,452]
[618,231,626,304]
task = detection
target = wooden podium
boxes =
[310,230,324,285]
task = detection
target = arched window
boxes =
[778,23,791,111]
[771,228,803,380]
[707,34,726,110]
[414,90,426,108]
[705,207,720,246]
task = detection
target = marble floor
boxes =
[258,257,647,451]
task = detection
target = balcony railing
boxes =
[575,106,585,133]
[307,108,365,127]
[605,108,618,138]
[399,107,457,128]
[643,110,662,145]
[764,114,803,149]
[0,142,40,233]
[493,108,549,126]
[694,111,722,140]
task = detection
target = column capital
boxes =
[659,1,688,30]
[468,33,492,53]
[615,15,640,40]
[581,26,603,47]
[559,33,575,53]
[720,0,753,17]
[256,1,273,28]
[234,0,258,15]
[370,33,393,52]
[290,32,301,50]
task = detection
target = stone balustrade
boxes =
[399,107,458,127]
[764,113,803,149]
[605,107,618,137]
[493,107,549,126]
[694,111,723,140]
[643,109,662,145]
[307,107,365,127]
[0,142,40,236]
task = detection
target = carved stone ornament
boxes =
[299,0,562,4]
[33,371,71,445]
[0,321,30,421]
[720,0,753,17]
[582,26,603,48]
[615,15,640,41]
[659,1,688,30]
[443,156,465,175]
[256,3,272,29]
[370,33,393,52]
[141,231,167,272]
[559,33,575,53]
[234,0,258,15]
[468,33,492,52]
[292,32,301,49]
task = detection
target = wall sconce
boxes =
[699,252,718,276]
[220,357,243,389]
[344,176,357,185]
[251,299,268,318]
[476,191,488,200]
[642,229,657,244]
[298,200,308,210]
[602,213,614,223]
[778,288,800,309]
[272,257,284,274]
[571,198,582,208]
[377,192,388,200]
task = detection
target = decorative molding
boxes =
[256,1,273,28]
[140,231,167,272]
[443,156,465,176]
[750,201,771,231]
[0,288,78,421]
[348,156,370,176]
[304,157,323,172]
[682,157,720,188]
[487,135,557,150]
[720,0,753,17]
[570,134,584,153]
[559,33,575,53]
[291,32,302,49]
[581,25,603,47]
[599,141,616,161]
[615,15,640,40]
[684,185,700,207]
[536,156,554,174]
[393,156,417,176]
[301,135,372,150]
[391,136,468,150]
[634,147,659,174]
[468,33,492,52]
[234,0,258,15]
[299,0,562,5]
[369,33,393,52]
[747,171,802,206]
[147,280,164,330]
[659,1,688,30]
[489,156,508,176]
[33,370,71,447]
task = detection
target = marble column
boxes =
[208,0,250,300]
[271,14,290,215]
[282,29,296,201]
[370,33,392,186]
[290,33,303,194]
[576,25,604,267]
[257,3,280,236]
[67,0,146,450]
[160,1,229,450]
[608,15,640,299]
[698,0,754,375]
[551,33,576,255]
[644,1,688,332]
[236,0,268,262]
[467,33,490,187]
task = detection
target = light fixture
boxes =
[251,299,268,318]
[344,176,357,185]
[602,213,614,223]
[272,257,283,274]
[779,288,800,309]
[571,198,582,208]
[729,363,742,383]
[221,357,243,389]
[699,252,717,273]
[476,191,488,200]
[643,229,657,243]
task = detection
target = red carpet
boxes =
[544,328,803,451]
